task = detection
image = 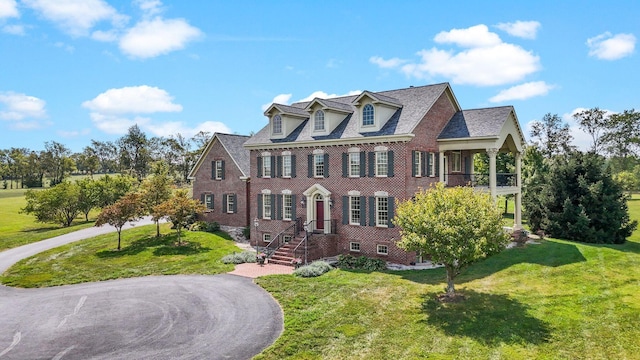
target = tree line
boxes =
[0,124,212,189]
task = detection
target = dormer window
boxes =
[362,104,374,126]
[272,115,282,134]
[314,110,325,131]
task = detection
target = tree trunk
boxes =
[445,265,456,296]
[117,229,122,250]
[156,221,160,237]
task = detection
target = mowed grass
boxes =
[0,188,98,251]
[1,224,240,287]
[255,195,640,359]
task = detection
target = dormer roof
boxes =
[353,90,403,108]
[305,98,354,114]
[263,103,308,118]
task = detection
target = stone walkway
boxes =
[228,262,295,278]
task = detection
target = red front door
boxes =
[316,200,324,230]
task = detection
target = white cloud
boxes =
[22,0,128,37]
[372,24,541,86]
[489,81,555,102]
[89,113,149,134]
[135,0,163,18]
[0,91,47,120]
[261,93,292,111]
[495,21,541,39]
[91,29,118,42]
[82,85,182,114]
[58,128,91,138]
[0,0,19,19]
[54,41,75,53]
[369,56,406,68]
[119,17,202,59]
[587,32,636,60]
[145,120,231,138]
[2,24,24,35]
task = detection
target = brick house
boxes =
[188,133,251,229]
[243,83,525,265]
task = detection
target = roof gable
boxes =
[188,133,251,179]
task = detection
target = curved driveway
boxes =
[0,219,283,360]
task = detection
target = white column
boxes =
[487,148,498,199]
[470,152,476,185]
[439,151,445,183]
[514,152,522,229]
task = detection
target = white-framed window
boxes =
[226,194,234,214]
[376,196,389,227]
[350,242,361,252]
[349,152,360,177]
[215,160,223,179]
[263,194,272,219]
[204,194,213,210]
[377,244,388,255]
[314,110,325,131]
[376,151,388,177]
[272,115,282,134]
[314,154,324,177]
[349,196,361,225]
[428,152,435,177]
[282,154,292,178]
[362,104,374,126]
[263,156,272,178]
[283,194,292,220]
[413,151,422,177]
[263,233,271,243]
[452,151,461,172]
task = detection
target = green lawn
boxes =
[1,224,240,287]
[255,196,640,359]
[0,188,97,251]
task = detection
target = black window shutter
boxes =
[211,194,215,210]
[257,194,263,218]
[388,151,394,177]
[270,156,276,177]
[323,153,329,178]
[270,194,276,218]
[465,156,470,175]
[368,152,375,177]
[388,197,395,228]
[423,151,429,176]
[200,193,205,204]
[307,154,313,178]
[435,152,440,176]
[342,196,349,224]
[211,161,215,179]
[411,151,417,177]
[360,151,366,177]
[221,160,225,179]
[369,196,376,227]
[360,196,367,226]
[291,195,297,219]
[342,153,348,177]
[222,194,228,213]
[257,156,263,178]
[291,155,297,178]
[276,156,282,178]
[232,194,237,213]
[276,194,282,220]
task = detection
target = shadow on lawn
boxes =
[398,239,587,285]
[421,289,551,345]
[95,234,211,258]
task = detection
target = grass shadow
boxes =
[96,233,212,258]
[152,241,211,256]
[421,289,551,345]
[398,239,587,285]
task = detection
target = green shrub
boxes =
[336,254,387,271]
[294,261,333,277]
[242,226,251,239]
[190,221,220,233]
[221,251,257,264]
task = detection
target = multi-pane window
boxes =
[263,156,272,177]
[413,151,422,177]
[314,154,324,177]
[283,194,292,220]
[263,194,272,219]
[204,194,213,210]
[376,196,389,227]
[376,151,388,177]
[314,110,325,131]
[350,242,361,252]
[272,115,282,134]
[362,104,374,126]
[215,160,223,179]
[452,151,461,172]
[282,155,292,177]
[349,196,361,225]
[428,152,435,177]
[226,194,234,214]
[263,233,271,243]
[377,244,389,255]
[349,152,360,177]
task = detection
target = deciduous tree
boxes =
[154,189,205,245]
[530,113,575,157]
[95,192,145,250]
[22,182,81,227]
[140,161,173,237]
[574,107,608,155]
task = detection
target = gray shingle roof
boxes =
[216,133,251,176]
[245,83,450,146]
[308,98,354,113]
[438,106,514,140]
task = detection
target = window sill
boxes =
[348,175,360,178]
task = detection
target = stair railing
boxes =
[293,220,314,265]
[264,217,302,258]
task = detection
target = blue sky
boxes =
[0,0,637,152]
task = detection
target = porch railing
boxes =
[311,219,337,234]
[445,173,517,187]
[263,217,302,257]
[293,220,313,265]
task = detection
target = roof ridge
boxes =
[460,105,513,112]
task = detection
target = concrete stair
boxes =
[268,236,305,266]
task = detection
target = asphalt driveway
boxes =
[0,219,283,359]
